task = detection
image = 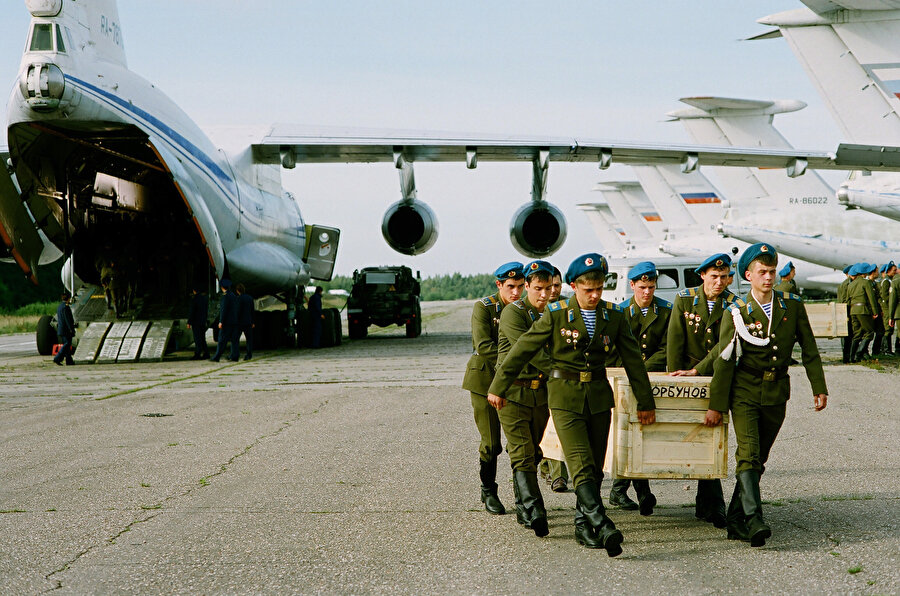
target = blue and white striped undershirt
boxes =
[707,300,716,313]
[640,307,649,316]
[582,309,597,339]
[760,301,773,319]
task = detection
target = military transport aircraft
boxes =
[3,0,900,358]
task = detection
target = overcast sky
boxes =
[0,1,846,276]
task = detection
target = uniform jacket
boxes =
[219,290,239,326]
[238,293,255,326]
[878,277,891,316]
[836,278,851,304]
[56,301,75,338]
[489,299,655,414]
[848,276,877,316]
[496,295,551,406]
[188,292,209,327]
[667,286,742,375]
[462,292,505,395]
[709,291,827,412]
[774,279,799,295]
[308,292,323,316]
[608,296,672,372]
[890,275,900,320]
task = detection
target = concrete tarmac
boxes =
[0,300,897,594]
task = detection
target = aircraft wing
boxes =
[251,125,900,173]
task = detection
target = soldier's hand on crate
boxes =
[704,409,723,427]
[487,393,507,411]
[814,394,827,412]
[637,410,655,425]
[669,368,698,377]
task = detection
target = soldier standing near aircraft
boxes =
[890,263,900,354]
[667,253,741,528]
[52,292,75,366]
[870,266,886,357]
[606,261,671,515]
[490,260,555,537]
[187,286,209,360]
[774,262,799,295]
[462,262,525,515]
[308,286,325,348]
[709,243,827,547]
[210,280,239,362]
[540,267,569,493]
[848,263,878,362]
[837,266,855,364]
[878,263,895,355]
[488,254,656,556]
[235,283,255,360]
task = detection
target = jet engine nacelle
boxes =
[509,201,567,258]
[381,200,439,256]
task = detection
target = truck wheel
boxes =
[406,302,422,338]
[349,320,367,339]
[329,308,342,346]
[36,315,56,356]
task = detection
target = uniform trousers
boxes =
[551,402,611,490]
[471,392,503,462]
[192,326,208,357]
[497,394,549,473]
[729,371,787,475]
[851,314,875,343]
[540,458,568,481]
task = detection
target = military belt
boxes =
[511,377,545,389]
[737,362,789,382]
[550,369,594,383]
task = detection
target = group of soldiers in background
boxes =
[838,260,900,363]
[466,246,827,555]
[188,280,255,362]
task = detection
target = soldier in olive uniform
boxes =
[488,254,656,556]
[889,262,900,353]
[836,265,855,364]
[870,266,886,356]
[774,262,799,295]
[606,261,671,515]
[462,262,525,515]
[709,243,827,547]
[539,268,570,493]
[490,260,555,537]
[848,263,879,362]
[667,253,741,528]
[878,262,896,355]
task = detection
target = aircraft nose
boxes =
[18,62,66,112]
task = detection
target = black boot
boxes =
[479,459,505,515]
[895,336,900,354]
[514,471,549,537]
[725,481,749,541]
[633,479,656,516]
[696,479,726,528]
[609,479,639,510]
[872,334,884,356]
[574,506,603,549]
[855,339,872,362]
[849,338,861,363]
[882,334,893,355]
[574,482,623,557]
[512,473,526,526]
[737,470,771,547]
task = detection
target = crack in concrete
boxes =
[40,398,328,592]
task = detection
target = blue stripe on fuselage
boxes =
[63,74,238,202]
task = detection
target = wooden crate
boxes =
[605,374,728,480]
[806,302,848,338]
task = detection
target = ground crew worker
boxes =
[488,253,656,556]
[836,265,854,364]
[187,286,209,360]
[53,292,75,366]
[667,252,741,528]
[235,283,255,360]
[869,266,886,356]
[774,262,799,295]
[462,262,525,515]
[848,263,878,362]
[709,243,827,547]
[210,280,239,362]
[890,262,900,353]
[490,260,555,537]
[606,261,671,516]
[540,267,569,493]
[878,262,895,355]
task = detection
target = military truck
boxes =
[347,266,422,339]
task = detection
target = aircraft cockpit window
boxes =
[55,24,66,53]
[29,23,53,51]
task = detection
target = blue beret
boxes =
[628,261,658,282]
[778,261,794,278]
[565,253,608,284]
[523,260,554,279]
[880,261,895,273]
[849,263,863,276]
[493,261,524,280]
[843,265,853,275]
[864,262,877,275]
[738,243,778,280]
[695,253,731,275]
[220,279,232,289]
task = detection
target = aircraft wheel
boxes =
[36,315,56,356]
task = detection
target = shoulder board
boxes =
[548,300,568,312]
[722,290,738,304]
[654,296,673,309]
[618,299,631,309]
[676,287,697,298]
[775,290,802,302]
[732,297,746,308]
[480,295,497,307]
[603,300,623,312]
[512,299,525,310]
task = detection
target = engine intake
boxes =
[381,200,438,256]
[509,201,567,258]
